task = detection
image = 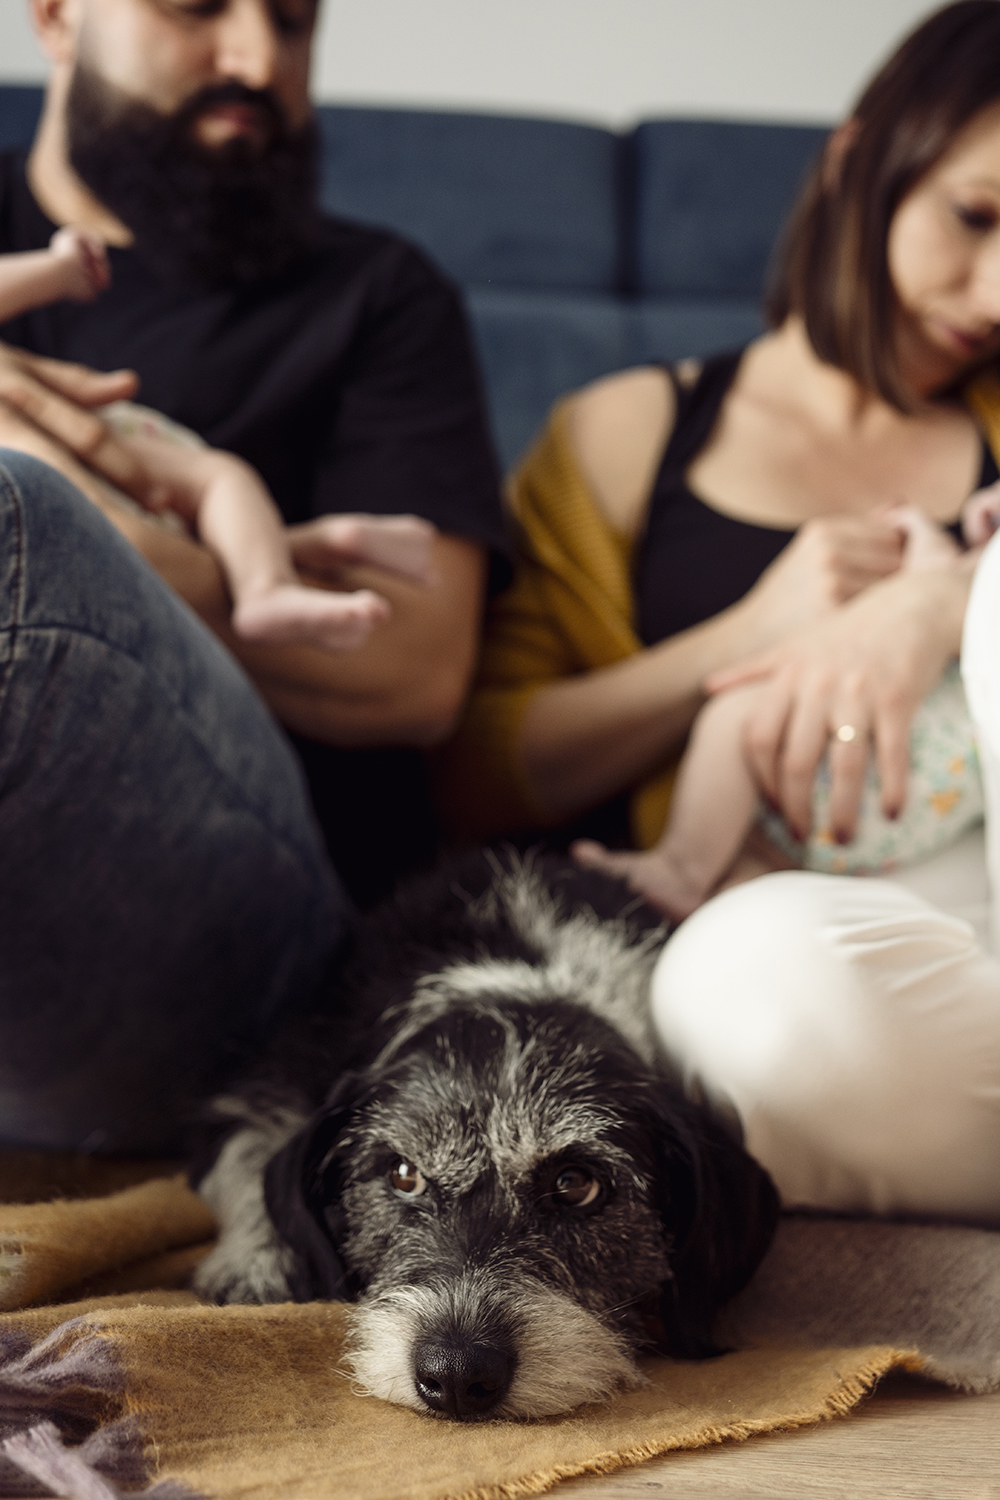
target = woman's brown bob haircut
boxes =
[767,0,1000,409]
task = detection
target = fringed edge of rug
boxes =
[0,1419,203,1499]
[0,1314,205,1499]
[448,1347,926,1500]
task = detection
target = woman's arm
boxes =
[515,375,907,822]
[519,597,766,818]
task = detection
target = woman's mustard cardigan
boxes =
[434,370,1000,849]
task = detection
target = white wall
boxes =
[3,0,939,126]
[3,0,45,80]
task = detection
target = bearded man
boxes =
[0,0,506,1153]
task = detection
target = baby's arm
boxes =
[573,682,764,920]
[0,229,110,322]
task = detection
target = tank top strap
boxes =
[658,348,745,480]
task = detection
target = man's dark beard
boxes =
[66,65,323,289]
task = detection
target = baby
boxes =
[0,229,435,650]
[574,496,997,920]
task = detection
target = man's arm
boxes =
[142,513,487,747]
[0,394,486,746]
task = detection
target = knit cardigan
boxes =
[435,370,1000,849]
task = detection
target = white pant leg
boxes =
[650,532,1000,1222]
[650,872,1000,1221]
[962,524,1000,952]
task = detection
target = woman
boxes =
[440,0,1000,1223]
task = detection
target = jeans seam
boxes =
[8,620,327,875]
[0,466,26,721]
[0,458,325,877]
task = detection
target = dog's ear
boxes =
[652,1101,779,1360]
[263,1070,368,1302]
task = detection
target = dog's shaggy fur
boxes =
[192,851,778,1421]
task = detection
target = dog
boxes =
[192,850,778,1422]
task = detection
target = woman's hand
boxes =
[708,565,971,842]
[739,513,905,649]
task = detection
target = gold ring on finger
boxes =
[834,724,860,744]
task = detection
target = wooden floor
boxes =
[560,1374,1000,1500]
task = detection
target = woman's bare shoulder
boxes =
[564,365,684,539]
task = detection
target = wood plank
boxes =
[557,1374,1000,1499]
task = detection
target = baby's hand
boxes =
[960,479,1000,547]
[48,227,111,304]
[291,514,438,585]
[883,503,960,571]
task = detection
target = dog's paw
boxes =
[194,1233,296,1305]
[193,1103,307,1304]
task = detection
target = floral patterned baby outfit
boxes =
[760,662,983,874]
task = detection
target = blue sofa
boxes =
[0,84,827,468]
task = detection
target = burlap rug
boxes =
[0,1152,994,1500]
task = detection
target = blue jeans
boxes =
[0,452,350,1153]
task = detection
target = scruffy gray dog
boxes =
[192,851,777,1422]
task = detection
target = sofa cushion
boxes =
[464,287,629,467]
[318,107,624,293]
[0,86,42,151]
[633,120,828,297]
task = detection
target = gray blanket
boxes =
[725,1216,1000,1392]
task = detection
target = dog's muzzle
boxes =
[412,1336,516,1419]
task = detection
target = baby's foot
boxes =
[233,584,390,650]
[571,840,708,920]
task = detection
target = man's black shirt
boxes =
[0,152,507,905]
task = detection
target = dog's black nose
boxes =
[413,1339,514,1419]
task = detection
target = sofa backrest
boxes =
[0,85,827,466]
[0,85,41,151]
[317,108,626,295]
[633,119,827,299]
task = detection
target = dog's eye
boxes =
[553,1166,601,1208]
[390,1160,427,1197]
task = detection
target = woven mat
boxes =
[0,1152,994,1500]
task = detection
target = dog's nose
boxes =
[413,1339,514,1419]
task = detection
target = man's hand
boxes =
[287,514,437,586]
[247,531,486,746]
[0,343,166,507]
[0,388,123,512]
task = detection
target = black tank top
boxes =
[634,349,1000,647]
